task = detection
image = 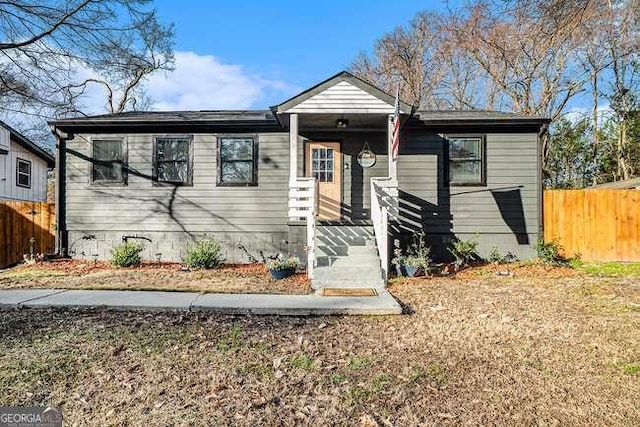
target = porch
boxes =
[274,72,411,287]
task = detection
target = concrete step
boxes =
[329,255,380,268]
[315,245,378,258]
[312,225,384,290]
[315,225,374,239]
[315,235,375,247]
[316,253,381,268]
[312,266,385,289]
[312,278,386,289]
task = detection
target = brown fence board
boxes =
[544,189,640,261]
[0,201,55,268]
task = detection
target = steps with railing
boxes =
[370,177,398,279]
[288,178,318,278]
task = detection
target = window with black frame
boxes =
[448,136,485,185]
[92,140,125,184]
[218,136,257,186]
[155,137,191,184]
[16,158,31,188]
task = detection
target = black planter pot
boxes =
[396,265,420,277]
[269,267,296,280]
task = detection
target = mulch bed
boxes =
[0,260,311,295]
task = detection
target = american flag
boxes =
[391,88,400,161]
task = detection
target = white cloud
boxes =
[563,104,614,127]
[146,51,297,111]
[72,51,298,114]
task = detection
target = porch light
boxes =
[335,118,349,128]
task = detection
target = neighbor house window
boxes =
[92,140,126,184]
[154,137,192,184]
[448,136,485,185]
[218,136,258,186]
[16,158,31,188]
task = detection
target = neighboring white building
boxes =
[0,121,55,202]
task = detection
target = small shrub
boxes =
[266,255,300,271]
[488,246,502,264]
[392,233,432,272]
[535,238,567,265]
[448,235,479,269]
[185,237,224,269]
[488,246,519,264]
[111,241,144,267]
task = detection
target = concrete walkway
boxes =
[0,288,403,316]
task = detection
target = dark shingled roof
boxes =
[416,110,549,124]
[49,110,282,134]
[49,108,549,135]
[0,120,54,167]
[51,110,278,125]
[591,177,640,189]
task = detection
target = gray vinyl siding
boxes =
[65,132,290,261]
[397,131,540,258]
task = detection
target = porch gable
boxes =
[274,71,413,115]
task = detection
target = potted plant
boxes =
[392,233,432,277]
[267,255,300,280]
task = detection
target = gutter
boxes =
[50,125,71,257]
[537,122,550,242]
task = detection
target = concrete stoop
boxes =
[312,224,385,291]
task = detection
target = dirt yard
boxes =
[0,260,311,294]
[0,265,638,425]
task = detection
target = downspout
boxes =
[51,125,70,257]
[537,122,549,243]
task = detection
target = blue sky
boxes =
[140,0,447,110]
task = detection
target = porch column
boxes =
[388,114,397,180]
[289,113,298,181]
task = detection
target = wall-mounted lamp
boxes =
[335,118,349,129]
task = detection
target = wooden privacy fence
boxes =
[544,189,640,261]
[0,201,55,268]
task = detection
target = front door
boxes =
[305,142,342,220]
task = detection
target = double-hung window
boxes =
[92,140,126,184]
[16,158,31,188]
[154,137,192,184]
[218,136,258,186]
[447,136,485,185]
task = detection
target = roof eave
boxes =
[0,120,55,167]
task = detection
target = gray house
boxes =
[50,71,548,285]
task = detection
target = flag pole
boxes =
[388,82,400,180]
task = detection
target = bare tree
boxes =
[351,13,447,108]
[0,0,174,120]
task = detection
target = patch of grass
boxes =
[575,261,640,277]
[237,363,273,378]
[289,355,314,370]
[348,356,371,371]
[427,363,448,388]
[0,268,65,279]
[372,374,392,392]
[217,323,243,351]
[330,373,347,384]
[347,385,371,403]
[408,366,425,384]
[0,349,81,404]
[618,362,640,375]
